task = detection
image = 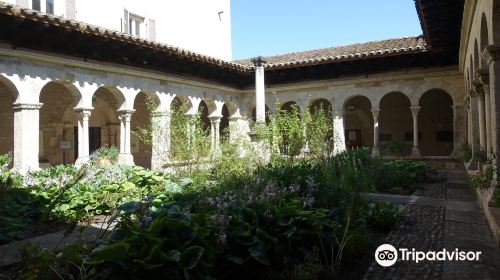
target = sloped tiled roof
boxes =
[235,36,428,69]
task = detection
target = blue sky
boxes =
[231,0,423,60]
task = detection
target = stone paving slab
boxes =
[362,193,445,207]
[0,223,110,267]
[446,209,487,225]
[444,221,493,242]
[444,237,500,270]
[447,179,469,185]
[442,262,500,280]
[446,200,481,212]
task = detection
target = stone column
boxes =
[117,110,135,165]
[151,110,171,170]
[469,91,481,165]
[451,104,466,158]
[332,110,346,154]
[478,70,492,156]
[13,103,43,173]
[252,56,266,125]
[371,109,380,156]
[483,45,500,186]
[74,108,92,165]
[209,116,222,155]
[410,106,421,157]
[473,80,487,152]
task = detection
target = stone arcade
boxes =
[0,1,495,183]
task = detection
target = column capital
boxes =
[152,110,170,118]
[371,109,380,118]
[251,56,267,67]
[117,109,135,120]
[409,106,421,113]
[332,110,345,117]
[209,115,222,123]
[472,80,485,96]
[482,45,500,65]
[13,103,43,111]
[476,69,490,86]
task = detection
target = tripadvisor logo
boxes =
[375,244,482,267]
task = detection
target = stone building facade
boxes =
[0,0,493,179]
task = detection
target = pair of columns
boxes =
[12,105,136,173]
[371,107,420,157]
[72,108,137,166]
[185,113,223,156]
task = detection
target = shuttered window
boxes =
[32,0,41,11]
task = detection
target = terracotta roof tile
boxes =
[235,36,428,69]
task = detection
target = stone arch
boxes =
[87,86,122,158]
[480,13,489,69]
[0,75,18,158]
[281,101,300,114]
[379,92,412,156]
[418,89,454,156]
[343,95,373,149]
[224,101,239,118]
[171,95,192,112]
[251,105,270,123]
[131,91,159,169]
[220,104,230,140]
[198,99,211,133]
[96,85,126,110]
[0,74,20,102]
[309,98,332,115]
[39,81,82,166]
[474,39,480,75]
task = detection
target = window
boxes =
[46,0,53,14]
[31,0,54,14]
[32,0,41,11]
[128,14,144,37]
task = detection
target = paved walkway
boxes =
[364,169,500,279]
[0,216,114,267]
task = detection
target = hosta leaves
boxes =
[180,246,205,269]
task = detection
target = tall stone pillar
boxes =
[151,110,171,170]
[371,109,380,156]
[74,108,92,165]
[473,80,487,152]
[483,45,500,185]
[332,110,346,154]
[451,104,466,158]
[252,56,266,125]
[469,91,481,165]
[209,116,222,155]
[478,70,492,156]
[118,110,135,165]
[410,106,421,157]
[13,103,43,173]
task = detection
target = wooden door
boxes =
[345,129,362,148]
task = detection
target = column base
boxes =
[118,153,135,166]
[75,157,90,167]
[372,147,380,157]
[410,147,421,158]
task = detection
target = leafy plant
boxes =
[470,167,494,189]
[459,142,472,163]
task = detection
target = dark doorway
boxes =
[345,129,362,148]
[74,127,102,159]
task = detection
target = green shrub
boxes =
[470,167,494,189]
[374,160,436,194]
[459,142,472,163]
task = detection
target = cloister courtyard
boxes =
[2,0,500,279]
